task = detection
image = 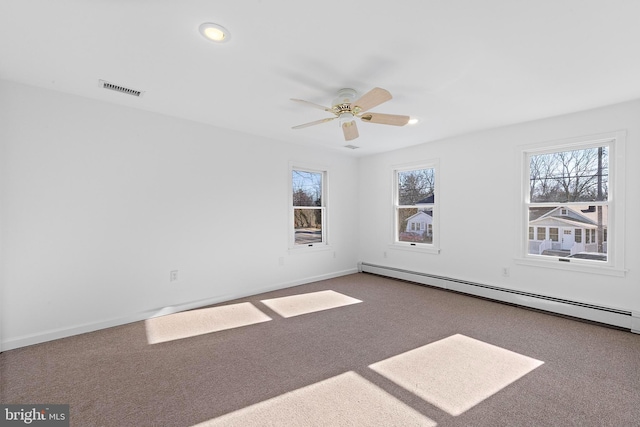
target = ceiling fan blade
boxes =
[290,98,334,113]
[292,117,336,129]
[360,113,410,126]
[352,87,392,112]
[342,120,359,141]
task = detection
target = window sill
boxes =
[288,244,332,255]
[389,243,440,255]
[514,257,626,277]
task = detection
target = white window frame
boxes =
[289,162,330,252]
[391,160,440,254]
[516,131,626,276]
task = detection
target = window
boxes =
[537,227,546,240]
[520,131,626,274]
[528,145,607,259]
[291,167,326,248]
[393,162,439,252]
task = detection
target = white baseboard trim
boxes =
[1,268,358,351]
[359,262,634,332]
[632,312,640,334]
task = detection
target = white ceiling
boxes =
[2,0,640,156]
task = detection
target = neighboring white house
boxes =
[405,210,433,237]
[528,206,607,255]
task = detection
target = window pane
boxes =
[398,208,433,243]
[529,146,608,203]
[294,208,322,244]
[398,169,435,205]
[528,204,607,261]
[292,170,322,207]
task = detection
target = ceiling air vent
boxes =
[99,79,144,97]
[344,145,359,150]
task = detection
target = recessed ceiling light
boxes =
[408,118,419,125]
[199,23,230,43]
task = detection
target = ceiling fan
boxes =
[291,87,410,141]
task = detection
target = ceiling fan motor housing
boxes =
[333,88,357,109]
[334,88,357,127]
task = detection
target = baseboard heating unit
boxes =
[358,262,638,333]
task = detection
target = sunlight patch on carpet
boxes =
[145,302,271,344]
[260,290,362,318]
[369,334,544,416]
[192,371,436,427]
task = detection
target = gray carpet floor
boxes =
[2,273,639,426]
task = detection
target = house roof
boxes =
[416,194,435,204]
[529,205,603,226]
[406,211,433,221]
[530,216,598,229]
[528,207,555,221]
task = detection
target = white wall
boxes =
[358,100,640,315]
[2,79,638,350]
[0,80,359,349]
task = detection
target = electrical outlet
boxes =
[170,270,179,282]
[383,251,388,258]
[502,267,510,277]
[278,257,284,266]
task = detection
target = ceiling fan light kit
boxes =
[338,112,355,126]
[291,87,410,141]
